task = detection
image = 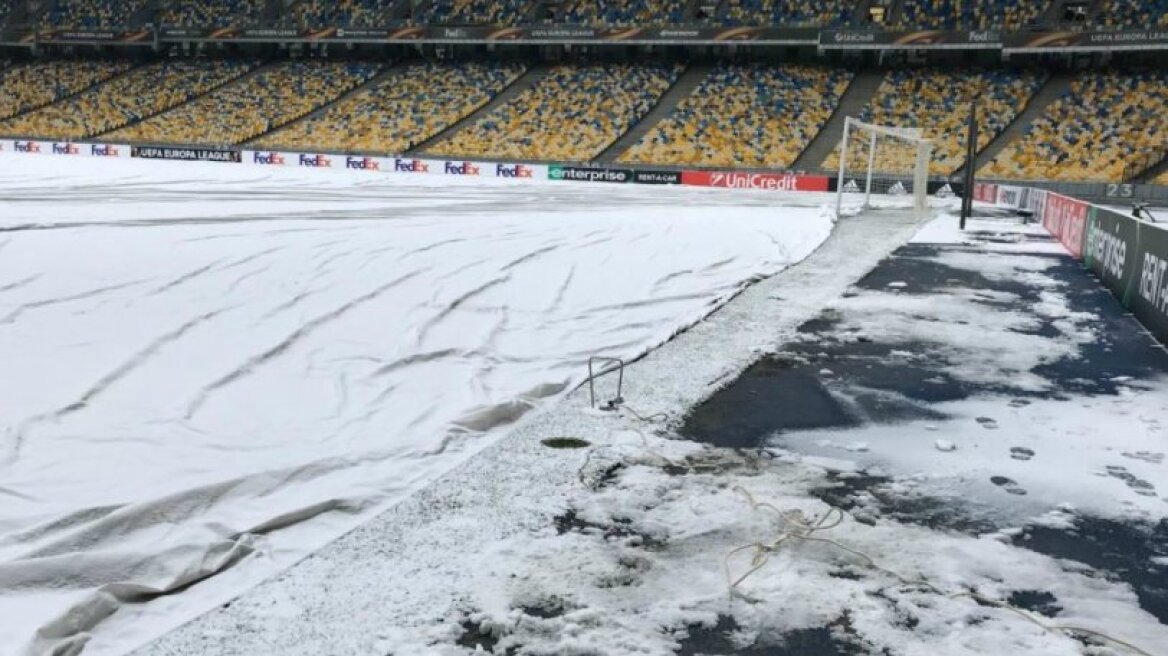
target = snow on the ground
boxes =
[0,155,836,656]
[134,206,1168,656]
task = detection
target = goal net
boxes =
[833,117,933,220]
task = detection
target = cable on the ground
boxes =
[727,487,1154,656]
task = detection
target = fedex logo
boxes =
[13,141,40,153]
[52,143,80,155]
[496,164,533,178]
[394,159,429,173]
[253,152,286,165]
[346,156,380,171]
[444,161,480,176]
[91,144,119,157]
[299,154,332,168]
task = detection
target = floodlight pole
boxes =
[960,100,978,231]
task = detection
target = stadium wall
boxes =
[981,182,1168,345]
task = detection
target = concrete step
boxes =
[789,69,885,172]
[410,63,549,155]
[593,62,712,164]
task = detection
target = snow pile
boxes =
[0,155,834,655]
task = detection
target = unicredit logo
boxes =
[710,172,799,191]
[14,141,40,153]
[496,164,533,178]
[444,161,480,176]
[394,159,429,173]
[90,144,119,157]
[254,152,286,165]
[346,156,380,170]
[299,154,332,168]
[52,143,80,155]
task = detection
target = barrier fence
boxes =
[977,182,1168,345]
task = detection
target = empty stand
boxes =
[0,60,255,140]
[0,60,134,121]
[561,0,688,26]
[292,0,397,27]
[161,0,268,26]
[598,62,706,163]
[823,68,1045,176]
[963,72,1071,175]
[427,63,683,161]
[618,63,851,169]
[980,70,1168,182]
[413,0,534,24]
[1096,0,1168,28]
[40,0,148,27]
[891,0,1049,30]
[104,61,380,146]
[789,69,881,171]
[408,64,547,153]
[254,62,526,154]
[710,0,852,27]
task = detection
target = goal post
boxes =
[834,117,933,220]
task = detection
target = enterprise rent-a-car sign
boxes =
[549,166,632,183]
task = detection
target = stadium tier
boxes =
[0,60,255,140]
[1097,0,1168,28]
[413,0,533,24]
[893,0,1047,30]
[0,60,133,120]
[620,64,851,168]
[253,62,525,153]
[823,68,1045,176]
[160,0,268,27]
[711,0,851,27]
[980,70,1168,183]
[40,0,147,27]
[427,63,683,161]
[104,61,380,146]
[292,0,397,28]
[561,0,686,26]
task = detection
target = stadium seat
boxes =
[105,61,380,146]
[620,63,852,168]
[824,68,1045,176]
[0,60,134,120]
[292,0,397,28]
[0,60,255,139]
[160,0,267,27]
[413,0,534,24]
[892,0,1046,30]
[429,63,683,161]
[254,62,525,153]
[40,0,147,28]
[1096,0,1168,28]
[981,70,1168,183]
[710,0,851,27]
[560,0,687,26]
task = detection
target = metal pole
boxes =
[960,100,978,230]
[865,131,877,208]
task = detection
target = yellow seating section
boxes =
[0,60,133,120]
[1154,168,1168,184]
[1097,0,1168,29]
[414,0,532,24]
[293,0,396,28]
[254,62,524,152]
[428,63,682,161]
[824,69,1044,176]
[620,64,851,168]
[0,60,254,139]
[41,0,145,27]
[161,0,267,26]
[713,0,849,27]
[981,71,1168,183]
[104,61,380,146]
[562,0,687,26]
[894,0,1044,30]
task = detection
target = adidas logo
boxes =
[888,181,908,196]
[843,179,861,193]
[935,184,954,198]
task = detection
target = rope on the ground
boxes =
[727,487,1154,656]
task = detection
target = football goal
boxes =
[834,117,933,220]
